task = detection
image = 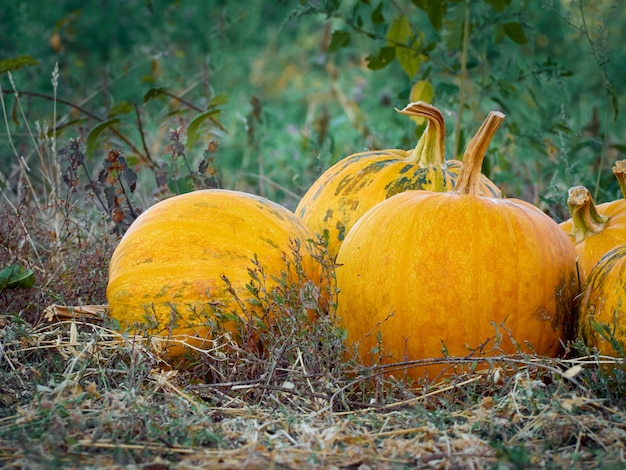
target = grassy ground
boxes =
[0,185,625,468]
[0,305,625,468]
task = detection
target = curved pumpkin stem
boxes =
[567,186,609,243]
[612,160,626,199]
[454,110,505,196]
[395,101,446,166]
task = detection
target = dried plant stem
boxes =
[454,1,471,158]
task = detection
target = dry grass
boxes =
[0,302,625,469]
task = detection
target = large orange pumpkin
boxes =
[295,102,501,257]
[578,244,626,361]
[560,161,626,284]
[107,189,324,357]
[335,111,579,381]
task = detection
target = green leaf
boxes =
[503,22,527,45]
[108,101,134,118]
[209,92,228,107]
[0,265,35,290]
[412,0,447,31]
[186,109,221,149]
[366,46,395,70]
[371,2,384,25]
[143,87,169,104]
[328,30,351,53]
[168,175,196,195]
[125,155,141,166]
[46,118,83,137]
[387,16,421,78]
[86,118,121,157]
[485,0,512,12]
[387,15,410,44]
[397,46,421,78]
[408,80,434,124]
[0,55,39,74]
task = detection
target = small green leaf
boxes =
[371,2,384,25]
[186,109,221,149]
[387,15,409,44]
[412,0,447,31]
[143,87,169,104]
[408,80,434,124]
[108,101,134,118]
[168,175,196,195]
[397,48,421,79]
[387,15,421,78]
[0,265,35,290]
[503,22,527,45]
[485,0,512,12]
[46,118,83,137]
[328,30,351,53]
[209,92,228,107]
[366,46,395,70]
[0,55,39,74]
[86,118,121,157]
[125,155,141,166]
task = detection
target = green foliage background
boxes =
[2,0,626,219]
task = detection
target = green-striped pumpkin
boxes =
[578,244,626,360]
[295,102,501,257]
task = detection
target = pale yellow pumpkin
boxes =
[107,189,324,358]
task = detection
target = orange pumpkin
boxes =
[578,244,626,361]
[107,189,324,358]
[559,161,626,284]
[295,102,501,257]
[335,111,579,381]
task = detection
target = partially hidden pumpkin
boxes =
[295,101,501,258]
[335,110,579,381]
[560,161,626,284]
[578,244,626,361]
[107,189,324,358]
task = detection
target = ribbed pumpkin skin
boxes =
[560,189,626,284]
[578,245,626,359]
[107,189,322,356]
[295,150,500,258]
[335,190,579,381]
[295,102,502,259]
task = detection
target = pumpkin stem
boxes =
[454,110,506,195]
[612,160,626,199]
[395,101,446,165]
[567,186,609,243]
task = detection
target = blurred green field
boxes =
[2,1,626,215]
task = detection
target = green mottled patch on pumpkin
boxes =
[261,237,279,249]
[336,221,346,241]
[334,159,398,197]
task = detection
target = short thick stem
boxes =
[612,160,626,199]
[454,111,505,195]
[395,101,446,166]
[567,186,609,243]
